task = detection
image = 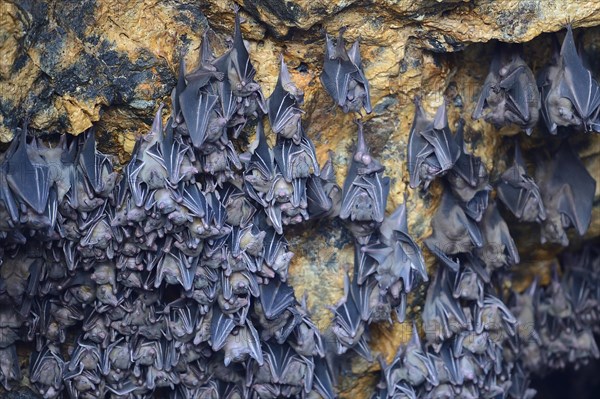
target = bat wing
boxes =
[182,183,208,218]
[229,11,257,87]
[268,58,303,133]
[420,103,460,171]
[248,120,275,179]
[551,144,595,235]
[6,127,50,214]
[558,25,600,124]
[306,175,333,218]
[179,80,219,149]
[259,277,296,320]
[348,40,372,113]
[210,306,236,351]
[171,58,187,123]
[407,102,436,188]
[321,33,356,107]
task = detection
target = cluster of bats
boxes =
[372,23,597,399]
[0,6,598,398]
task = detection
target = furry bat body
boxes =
[473,46,540,135]
[538,25,600,134]
[408,99,461,190]
[340,121,390,238]
[536,142,596,246]
[268,56,304,144]
[496,143,546,223]
[321,29,372,114]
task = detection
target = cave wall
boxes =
[1,0,600,397]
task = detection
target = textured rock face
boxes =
[1,0,600,397]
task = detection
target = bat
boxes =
[321,29,372,114]
[262,227,294,281]
[306,151,340,219]
[330,272,371,360]
[258,276,296,320]
[447,130,492,222]
[425,191,483,272]
[186,32,224,86]
[213,8,260,98]
[363,198,428,294]
[223,321,264,366]
[472,45,540,135]
[475,202,520,269]
[244,120,276,206]
[476,294,518,337]
[273,129,320,182]
[535,141,596,246]
[496,142,546,223]
[29,345,65,397]
[407,98,461,189]
[340,121,390,225]
[268,55,304,144]
[210,305,236,352]
[79,129,118,197]
[422,266,470,345]
[0,346,20,391]
[312,356,335,399]
[385,323,438,387]
[154,249,196,291]
[6,123,50,214]
[538,25,600,134]
[147,117,192,188]
[179,78,220,150]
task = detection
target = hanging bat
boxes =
[213,8,260,98]
[496,143,546,223]
[210,305,236,352]
[425,191,483,272]
[223,321,264,366]
[0,346,20,391]
[535,141,596,246]
[475,202,520,269]
[258,276,296,320]
[30,345,65,398]
[538,25,600,134]
[273,129,320,182]
[244,120,276,205]
[447,151,491,223]
[321,29,372,114]
[6,123,50,214]
[268,55,304,144]
[78,129,118,197]
[422,266,470,345]
[147,117,193,189]
[340,121,390,225]
[363,198,428,294]
[408,98,461,189]
[179,78,220,150]
[472,45,540,135]
[306,151,340,219]
[312,356,335,399]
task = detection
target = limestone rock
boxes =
[1,0,600,398]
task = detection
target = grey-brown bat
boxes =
[273,128,320,182]
[408,98,462,190]
[330,273,372,361]
[538,25,600,134]
[535,142,596,246]
[30,345,65,399]
[425,191,483,271]
[79,129,118,197]
[496,143,546,223]
[340,121,390,230]
[321,29,372,114]
[312,356,336,399]
[259,276,296,321]
[422,266,470,345]
[268,56,304,144]
[6,124,50,214]
[472,46,540,135]
[362,199,428,296]
[0,346,20,391]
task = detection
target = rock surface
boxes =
[1,0,599,397]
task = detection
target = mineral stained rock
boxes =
[1,0,600,398]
